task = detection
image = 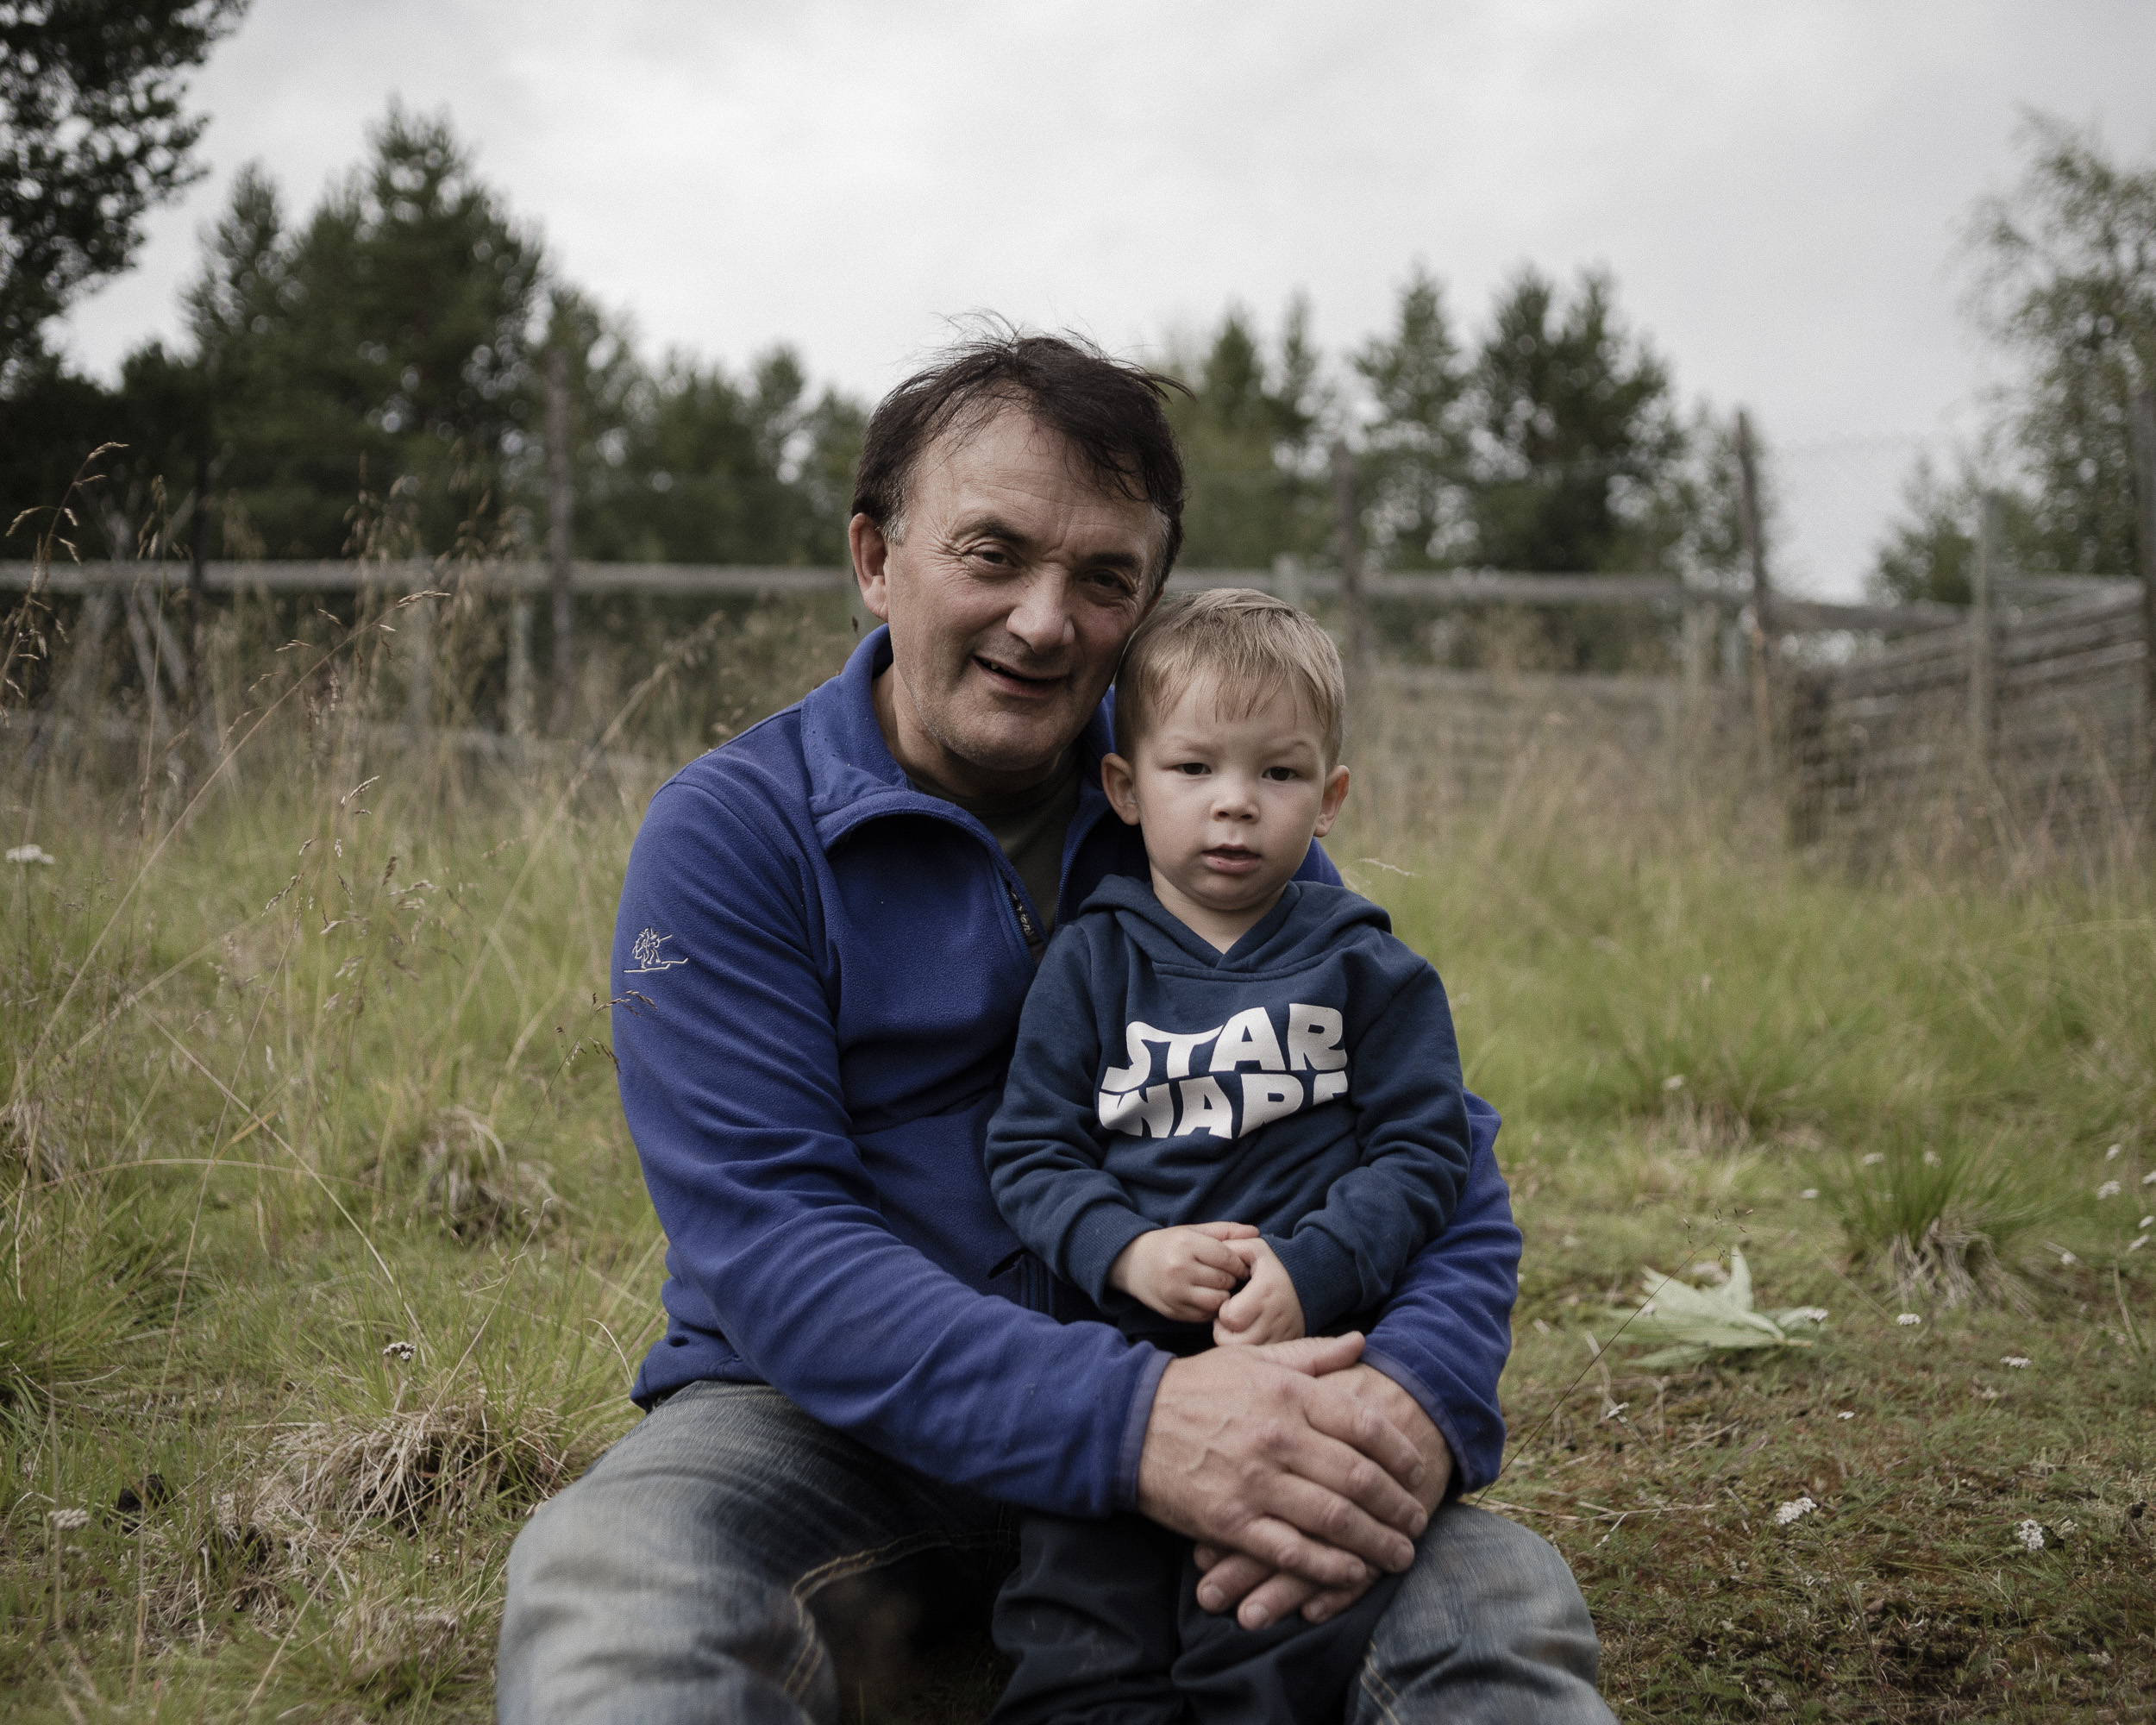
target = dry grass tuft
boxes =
[0,1096,66,1180]
[1884,1211,2033,1312]
[335,1587,474,1697]
[272,1394,577,1533]
[1834,1139,2045,1312]
[413,1107,563,1242]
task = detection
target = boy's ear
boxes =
[1100,754,1143,826]
[1311,764,1351,838]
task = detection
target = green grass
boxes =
[3,656,2153,1720]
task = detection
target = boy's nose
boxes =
[1212,778,1259,818]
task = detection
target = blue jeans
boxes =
[497,1382,1613,1723]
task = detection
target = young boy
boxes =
[982,588,1474,1725]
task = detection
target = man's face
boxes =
[851,407,1162,798]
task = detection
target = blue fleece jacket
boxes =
[986,875,1470,1351]
[611,625,1521,1513]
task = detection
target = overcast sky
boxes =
[49,0,2156,597]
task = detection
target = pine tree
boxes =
[1354,266,1470,569]
[0,0,248,380]
[1965,115,2156,578]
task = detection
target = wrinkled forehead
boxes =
[905,401,1172,570]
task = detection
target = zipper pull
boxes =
[1004,882,1044,951]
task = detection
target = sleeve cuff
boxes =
[1066,1205,1158,1302]
[1359,1342,1475,1500]
[1112,1341,1174,1512]
[1271,1229,1363,1336]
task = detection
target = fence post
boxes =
[1735,411,1775,785]
[1273,552,1306,615]
[2133,387,2156,812]
[1331,440,1370,699]
[1679,586,1714,699]
[547,347,575,736]
[507,587,534,739]
[1969,491,1999,773]
[406,556,433,739]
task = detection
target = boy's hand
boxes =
[1212,1238,1306,1346]
[1109,1222,1260,1322]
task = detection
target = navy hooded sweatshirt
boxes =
[987,875,1470,1351]
[611,625,1521,1515]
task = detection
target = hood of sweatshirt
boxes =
[1073,872,1394,975]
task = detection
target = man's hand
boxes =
[1109,1221,1259,1322]
[1192,1362,1454,1628]
[1212,1238,1305,1346]
[1137,1335,1428,1606]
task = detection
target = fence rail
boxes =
[9,556,2149,844]
[4,558,2077,635]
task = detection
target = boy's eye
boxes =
[1263,766,1299,781]
[1171,762,1209,776]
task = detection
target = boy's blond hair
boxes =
[1113,588,1346,766]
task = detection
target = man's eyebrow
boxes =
[957,514,1145,577]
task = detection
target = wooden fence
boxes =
[1788,579,2151,845]
[8,558,2152,845]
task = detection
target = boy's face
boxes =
[1102,674,1351,949]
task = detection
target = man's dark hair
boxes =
[851,327,1190,591]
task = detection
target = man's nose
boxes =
[1004,572,1077,657]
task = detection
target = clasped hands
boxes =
[1112,1222,1452,1633]
[1108,1219,1305,1347]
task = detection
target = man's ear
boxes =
[1311,765,1351,838]
[849,513,893,623]
[1101,753,1143,827]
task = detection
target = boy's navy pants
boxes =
[990,1509,1402,1725]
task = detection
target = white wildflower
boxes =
[1775,1496,1816,1526]
[2107,1145,2123,1161]
[1897,1313,1921,1327]
[1922,1149,1941,1167]
[1972,1384,1999,1400]
[46,1508,90,1531]
[2143,1170,2156,1186]
[2097,1181,2122,1199]
[1862,1152,1886,1166]
[2058,1250,2078,1265]
[1800,1189,1820,1200]
[2130,1235,2149,1253]
[382,1340,415,1362]
[2002,1356,2030,1368]
[1663,1074,1687,1091]
[6,844,55,866]
[2015,1519,2045,1551]
[1836,1411,1854,1421]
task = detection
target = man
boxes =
[498,331,1611,1722]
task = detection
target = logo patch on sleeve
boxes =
[625,927,689,975]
